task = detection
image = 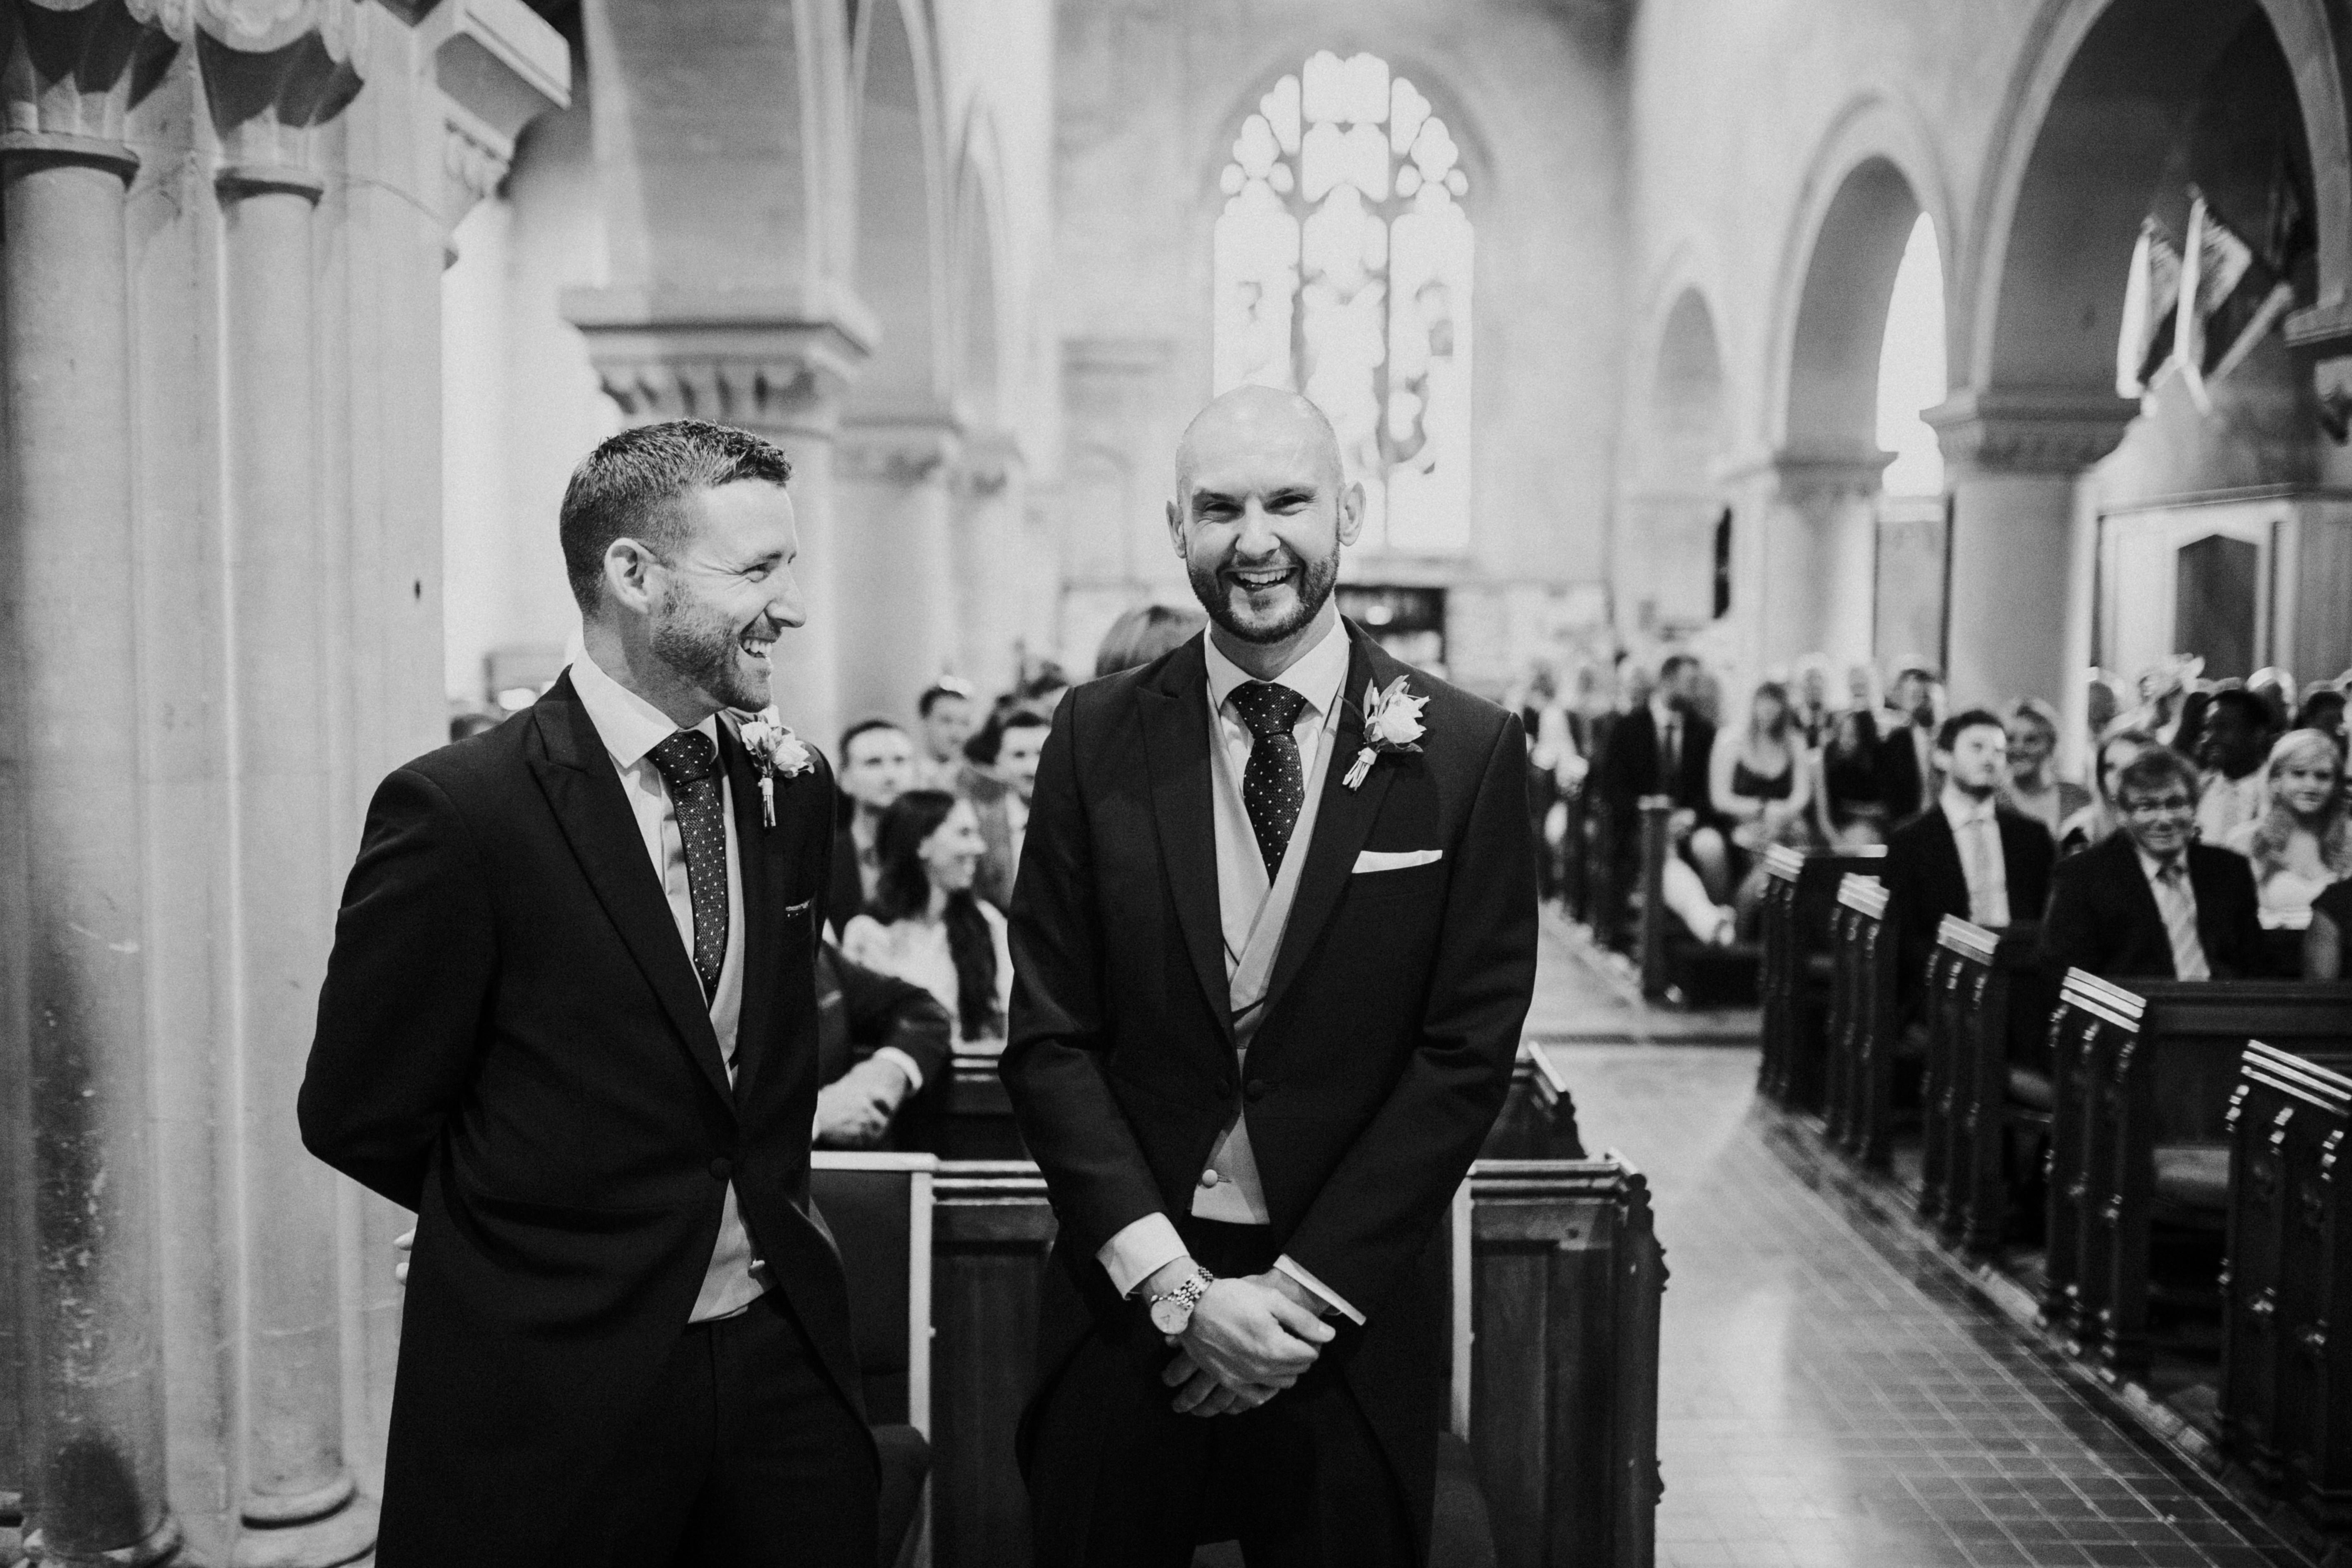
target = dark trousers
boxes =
[547,1289,879,1568]
[1026,1219,1415,1568]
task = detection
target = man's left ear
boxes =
[1337,480,1366,547]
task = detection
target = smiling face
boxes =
[2119,778,2197,860]
[2007,714,2055,783]
[997,721,1047,802]
[1168,387,1362,650]
[920,799,986,895]
[637,481,805,712]
[2274,745,2342,819]
[842,726,914,813]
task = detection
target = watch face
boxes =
[1150,1298,1190,1336]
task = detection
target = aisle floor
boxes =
[1533,931,2310,1568]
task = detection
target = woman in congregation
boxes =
[1711,678,1813,875]
[2057,727,2155,856]
[840,788,1014,1051]
[1999,698,2091,839]
[1812,664,1885,846]
[2226,728,2352,940]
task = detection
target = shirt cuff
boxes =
[871,1045,924,1096]
[1095,1213,1189,1299]
[1273,1255,1365,1325]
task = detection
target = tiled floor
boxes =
[1533,927,2312,1568]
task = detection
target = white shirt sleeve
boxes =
[1273,1254,1365,1324]
[869,1045,924,1094]
[1096,1213,1190,1298]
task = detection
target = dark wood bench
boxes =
[1759,845,1887,1113]
[1823,875,1895,1166]
[1918,917,2052,1251]
[2221,1043,2352,1527]
[2043,974,2352,1376]
[921,1158,1664,1568]
[1479,1047,1586,1161]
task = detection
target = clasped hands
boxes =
[1146,1258,1336,1419]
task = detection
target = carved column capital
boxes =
[1924,387,2137,477]
[193,0,365,192]
[0,0,192,169]
[564,284,876,440]
[1714,440,1893,503]
[421,0,567,233]
[955,427,1023,498]
[838,414,963,486]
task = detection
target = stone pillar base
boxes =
[229,1492,376,1568]
[22,1513,180,1568]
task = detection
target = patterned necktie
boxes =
[2156,860,2211,980]
[1230,681,1311,875]
[647,729,728,997]
[1960,814,2008,926]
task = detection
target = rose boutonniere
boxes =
[1344,675,1428,790]
[735,707,815,827]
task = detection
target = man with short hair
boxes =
[2194,687,2274,847]
[1002,385,1537,1564]
[1883,710,2056,1019]
[1875,661,1941,823]
[301,421,879,1566]
[1594,649,1720,911]
[914,678,978,792]
[828,717,914,937]
[973,707,1048,911]
[2039,746,2272,981]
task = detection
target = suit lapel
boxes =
[1260,628,1397,1027]
[527,678,735,1111]
[1138,640,1236,1045]
[2114,841,2171,972]
[719,720,783,1104]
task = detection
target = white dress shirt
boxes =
[1939,787,2011,928]
[2136,845,2212,980]
[840,900,1014,1046]
[1092,617,1363,1324]
[569,649,765,1323]
[2197,769,2265,848]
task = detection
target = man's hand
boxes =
[1165,1273,1334,1416]
[393,1228,413,1288]
[814,1058,911,1147]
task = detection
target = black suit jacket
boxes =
[1596,704,1715,827]
[1882,804,2055,1017]
[999,623,1537,1553]
[299,675,865,1567]
[2037,834,2273,982]
[1876,722,1933,824]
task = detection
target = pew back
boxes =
[1921,917,2051,1251]
[1481,1047,1588,1161]
[1635,797,1674,998]
[1824,875,1895,1164]
[934,1047,1025,1160]
[1758,846,1885,1113]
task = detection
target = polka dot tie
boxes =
[1231,681,1311,875]
[647,729,728,997]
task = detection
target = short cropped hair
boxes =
[2113,746,2202,809]
[1937,708,2005,752]
[917,678,976,718]
[839,717,907,766]
[1659,652,1700,684]
[2205,686,2273,734]
[558,421,793,611]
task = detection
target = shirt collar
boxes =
[2136,844,2189,885]
[1202,613,1350,722]
[1649,697,1678,729]
[569,645,720,770]
[1940,786,1998,831]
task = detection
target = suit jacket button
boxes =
[1215,1077,1235,1101]
[709,1157,734,1181]
[1245,1079,1267,1101]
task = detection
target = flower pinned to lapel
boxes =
[1343,675,1428,791]
[735,707,815,828]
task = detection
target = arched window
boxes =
[1213,51,1474,554]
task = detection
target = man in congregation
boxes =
[1595,649,1721,909]
[829,717,915,937]
[1001,384,1537,1564]
[1883,710,2055,1020]
[300,421,880,1566]
[913,676,980,792]
[2194,687,2274,848]
[814,941,954,1149]
[973,707,1048,911]
[1875,660,1941,824]
[2040,746,2272,981]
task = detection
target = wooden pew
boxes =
[922,1158,1663,1568]
[2219,1043,2352,1516]
[1758,846,1887,1113]
[1918,917,2052,1251]
[2043,973,2352,1376]
[1634,796,1673,997]
[1822,875,1895,1166]
[1480,1046,1587,1161]
[932,1046,1025,1160]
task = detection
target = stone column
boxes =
[954,430,1025,700]
[199,14,377,1566]
[0,2,179,1562]
[837,414,964,727]
[1927,389,2135,711]
[567,288,871,749]
[1716,442,1889,691]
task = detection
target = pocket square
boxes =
[1352,848,1443,873]
[783,898,813,917]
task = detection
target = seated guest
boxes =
[2303,878,2352,977]
[1875,660,1941,824]
[1790,654,1835,747]
[972,709,1047,911]
[2039,746,2272,980]
[1883,710,2055,1018]
[1710,678,1811,861]
[2000,698,2090,838]
[2058,727,2154,856]
[912,677,978,792]
[812,943,954,1149]
[2223,727,2352,926]
[1597,651,1727,898]
[2195,687,2274,847]
[827,718,916,939]
[840,789,1013,1049]
[2296,685,2347,754]
[1815,704,1886,846]
[1093,602,1208,679]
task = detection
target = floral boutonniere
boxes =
[1344,675,1428,790]
[736,707,815,827]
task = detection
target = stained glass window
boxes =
[1213,51,1474,554]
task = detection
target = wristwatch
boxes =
[1146,1265,1217,1336]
